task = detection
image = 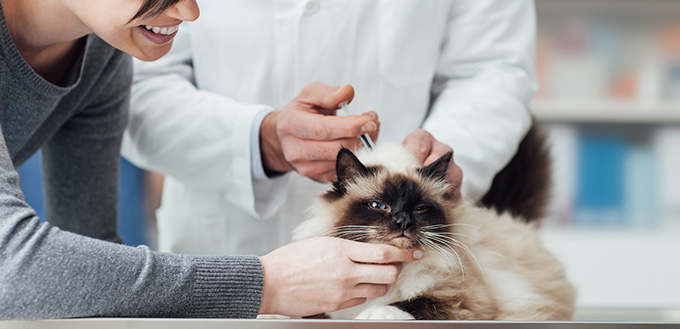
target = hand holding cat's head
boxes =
[402,129,463,199]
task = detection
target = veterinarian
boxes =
[123,0,537,256]
[0,0,422,319]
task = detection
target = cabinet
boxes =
[533,0,680,319]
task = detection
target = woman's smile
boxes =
[137,23,180,45]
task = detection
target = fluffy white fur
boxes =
[294,143,576,320]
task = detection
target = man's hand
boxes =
[258,237,423,317]
[403,129,463,198]
[260,82,380,182]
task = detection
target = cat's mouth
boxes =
[385,232,418,249]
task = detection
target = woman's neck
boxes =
[2,0,90,84]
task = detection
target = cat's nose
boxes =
[393,212,414,232]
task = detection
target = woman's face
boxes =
[75,0,199,61]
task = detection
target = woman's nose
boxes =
[167,0,200,22]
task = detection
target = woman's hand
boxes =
[258,237,422,317]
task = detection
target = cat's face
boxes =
[321,147,459,249]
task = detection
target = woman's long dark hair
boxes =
[133,0,182,20]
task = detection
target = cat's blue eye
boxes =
[369,201,388,210]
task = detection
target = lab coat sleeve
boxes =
[424,0,537,201]
[121,26,288,219]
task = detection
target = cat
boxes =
[293,141,576,320]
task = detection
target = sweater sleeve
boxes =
[39,49,130,243]
[0,131,263,318]
[0,42,264,319]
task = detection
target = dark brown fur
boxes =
[479,117,552,223]
[325,149,453,249]
[392,294,498,320]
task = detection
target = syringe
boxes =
[337,101,376,150]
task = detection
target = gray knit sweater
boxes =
[0,5,262,319]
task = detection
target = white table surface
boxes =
[3,318,680,329]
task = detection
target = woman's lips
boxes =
[137,25,179,45]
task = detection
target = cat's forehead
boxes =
[343,143,449,200]
[346,169,446,200]
[354,142,421,174]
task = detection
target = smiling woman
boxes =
[62,0,200,61]
[133,0,187,47]
[0,0,266,320]
[0,0,427,320]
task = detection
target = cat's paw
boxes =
[355,305,415,320]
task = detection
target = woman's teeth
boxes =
[144,25,178,35]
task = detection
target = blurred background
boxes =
[14,0,680,322]
[534,0,680,321]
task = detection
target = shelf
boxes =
[530,100,680,124]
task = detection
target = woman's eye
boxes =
[369,201,388,210]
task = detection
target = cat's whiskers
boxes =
[323,225,379,235]
[457,189,474,204]
[421,223,479,230]
[420,223,481,243]
[323,225,379,241]
[427,231,480,243]
[420,233,467,280]
[417,236,463,273]
[423,231,488,283]
[333,232,372,241]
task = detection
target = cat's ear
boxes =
[336,147,370,182]
[329,148,375,198]
[418,151,452,181]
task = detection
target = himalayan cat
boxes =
[293,140,576,320]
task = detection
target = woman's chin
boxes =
[129,45,172,62]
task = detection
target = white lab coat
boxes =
[122,0,537,256]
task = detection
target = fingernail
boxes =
[361,122,377,133]
[363,111,378,121]
[333,84,348,95]
[413,250,424,260]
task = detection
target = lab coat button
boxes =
[304,1,319,15]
